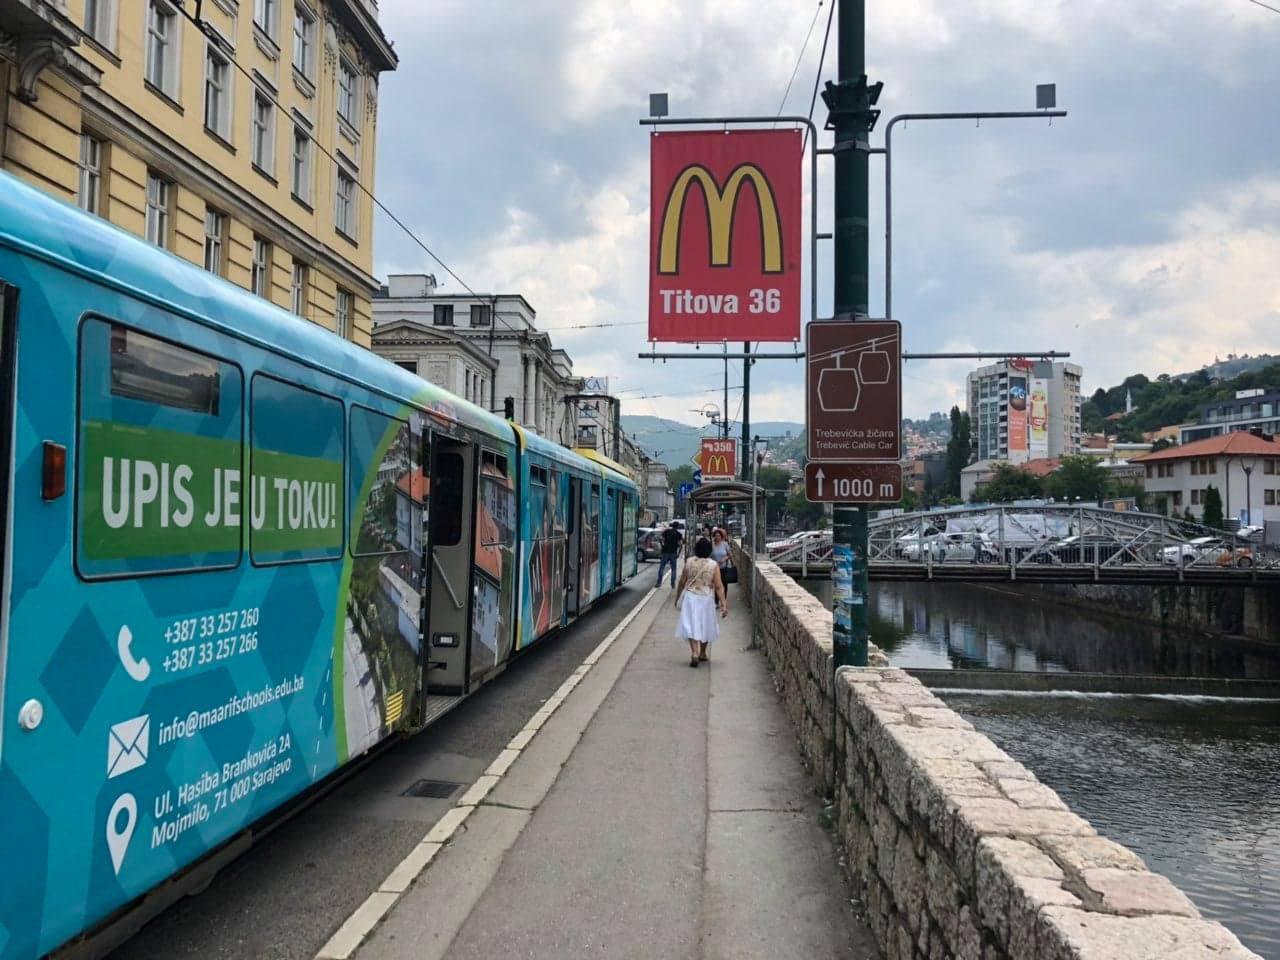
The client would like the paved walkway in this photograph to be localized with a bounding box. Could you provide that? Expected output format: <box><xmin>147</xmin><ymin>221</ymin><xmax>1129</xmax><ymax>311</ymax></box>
<box><xmin>352</xmin><ymin>577</ymin><xmax>878</xmax><ymax>959</ymax></box>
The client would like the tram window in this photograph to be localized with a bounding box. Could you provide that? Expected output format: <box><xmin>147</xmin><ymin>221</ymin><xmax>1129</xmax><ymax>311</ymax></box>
<box><xmin>251</xmin><ymin>375</ymin><xmax>345</xmax><ymax>564</ymax></box>
<box><xmin>349</xmin><ymin>405</ymin><xmax>419</xmax><ymax>557</ymax></box>
<box><xmin>479</xmin><ymin>449</ymin><xmax>514</xmax><ymax>549</ymax></box>
<box><xmin>430</xmin><ymin>451</ymin><xmax>465</xmax><ymax>547</ymax></box>
<box><xmin>77</xmin><ymin>316</ymin><xmax>243</xmax><ymax>579</ymax></box>
<box><xmin>109</xmin><ymin>324</ymin><xmax>221</xmax><ymax>415</ymax></box>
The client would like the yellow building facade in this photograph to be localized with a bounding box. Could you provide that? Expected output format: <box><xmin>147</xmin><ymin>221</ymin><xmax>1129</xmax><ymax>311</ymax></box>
<box><xmin>0</xmin><ymin>0</ymin><xmax>396</xmax><ymax>346</ymax></box>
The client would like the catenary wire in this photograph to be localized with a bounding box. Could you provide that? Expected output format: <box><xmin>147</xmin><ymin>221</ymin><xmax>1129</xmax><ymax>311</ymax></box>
<box><xmin>775</xmin><ymin>2</ymin><xmax>825</xmax><ymax>119</ymax></box>
<box><xmin>802</xmin><ymin>0</ymin><xmax>836</xmax><ymax>153</ymax></box>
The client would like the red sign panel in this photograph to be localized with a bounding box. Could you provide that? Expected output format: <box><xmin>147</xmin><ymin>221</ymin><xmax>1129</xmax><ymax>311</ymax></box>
<box><xmin>700</xmin><ymin>438</ymin><xmax>737</xmax><ymax>479</ymax></box>
<box><xmin>804</xmin><ymin>462</ymin><xmax>901</xmax><ymax>503</ymax></box>
<box><xmin>648</xmin><ymin>129</ymin><xmax>802</xmax><ymax>342</ymax></box>
<box><xmin>805</xmin><ymin>320</ymin><xmax>901</xmax><ymax>461</ymax></box>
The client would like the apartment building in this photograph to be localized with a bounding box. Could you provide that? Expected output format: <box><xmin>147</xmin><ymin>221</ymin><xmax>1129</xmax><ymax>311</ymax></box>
<box><xmin>0</xmin><ymin>0</ymin><xmax>395</xmax><ymax>344</ymax></box>
<box><xmin>968</xmin><ymin>359</ymin><xmax>1082</xmax><ymax>464</ymax></box>
<box><xmin>1133</xmin><ymin>431</ymin><xmax>1280</xmax><ymax>525</ymax></box>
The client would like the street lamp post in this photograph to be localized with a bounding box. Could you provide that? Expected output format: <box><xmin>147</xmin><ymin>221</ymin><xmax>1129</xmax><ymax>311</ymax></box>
<box><xmin>1242</xmin><ymin>456</ymin><xmax>1258</xmax><ymax>527</ymax></box>
<box><xmin>749</xmin><ymin>436</ymin><xmax>768</xmax><ymax>649</ymax></box>
<box><xmin>883</xmin><ymin>106</ymin><xmax>1067</xmax><ymax>321</ymax></box>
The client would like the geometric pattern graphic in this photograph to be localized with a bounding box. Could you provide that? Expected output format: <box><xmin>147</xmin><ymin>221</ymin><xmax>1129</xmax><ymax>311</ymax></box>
<box><xmin>37</xmin><ymin>606</ymin><xmax>116</xmax><ymax>736</ymax></box>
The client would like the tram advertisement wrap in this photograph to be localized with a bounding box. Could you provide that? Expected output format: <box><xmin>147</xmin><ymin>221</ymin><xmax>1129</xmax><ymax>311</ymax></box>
<box><xmin>0</xmin><ymin>334</ymin><xmax>426</xmax><ymax>957</ymax></box>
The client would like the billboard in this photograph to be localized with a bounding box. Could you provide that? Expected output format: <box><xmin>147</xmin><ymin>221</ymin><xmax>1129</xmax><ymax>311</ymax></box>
<box><xmin>700</xmin><ymin>438</ymin><xmax>737</xmax><ymax>479</ymax></box>
<box><xmin>1007</xmin><ymin>374</ymin><xmax>1029</xmax><ymax>463</ymax></box>
<box><xmin>1029</xmin><ymin>378</ymin><xmax>1049</xmax><ymax>458</ymax></box>
<box><xmin>649</xmin><ymin>129</ymin><xmax>802</xmax><ymax>342</ymax></box>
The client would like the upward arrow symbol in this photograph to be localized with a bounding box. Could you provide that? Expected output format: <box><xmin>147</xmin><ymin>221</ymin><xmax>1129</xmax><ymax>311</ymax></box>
<box><xmin>814</xmin><ymin>467</ymin><xmax>825</xmax><ymax>497</ymax></box>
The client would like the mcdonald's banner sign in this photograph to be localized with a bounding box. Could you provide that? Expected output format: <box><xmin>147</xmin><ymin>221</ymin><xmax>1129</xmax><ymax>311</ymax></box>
<box><xmin>700</xmin><ymin>438</ymin><xmax>737</xmax><ymax>480</ymax></box>
<box><xmin>649</xmin><ymin>129</ymin><xmax>802</xmax><ymax>342</ymax></box>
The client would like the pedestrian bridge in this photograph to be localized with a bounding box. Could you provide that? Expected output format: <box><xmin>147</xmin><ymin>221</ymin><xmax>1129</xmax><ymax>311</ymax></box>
<box><xmin>767</xmin><ymin>504</ymin><xmax>1280</xmax><ymax>585</ymax></box>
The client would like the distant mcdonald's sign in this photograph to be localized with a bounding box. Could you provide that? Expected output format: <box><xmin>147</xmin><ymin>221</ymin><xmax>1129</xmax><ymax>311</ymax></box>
<box><xmin>700</xmin><ymin>438</ymin><xmax>737</xmax><ymax>480</ymax></box>
<box><xmin>649</xmin><ymin>130</ymin><xmax>802</xmax><ymax>343</ymax></box>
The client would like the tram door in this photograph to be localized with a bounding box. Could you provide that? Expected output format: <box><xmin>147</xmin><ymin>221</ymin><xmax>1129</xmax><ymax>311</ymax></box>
<box><xmin>566</xmin><ymin>477</ymin><xmax>581</xmax><ymax>618</ymax></box>
<box><xmin>425</xmin><ymin>437</ymin><xmax>476</xmax><ymax>695</ymax></box>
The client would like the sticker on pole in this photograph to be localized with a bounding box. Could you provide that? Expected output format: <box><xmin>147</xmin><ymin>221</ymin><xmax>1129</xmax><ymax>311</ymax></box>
<box><xmin>648</xmin><ymin>129</ymin><xmax>802</xmax><ymax>342</ymax></box>
<box><xmin>806</xmin><ymin>320</ymin><xmax>901</xmax><ymax>462</ymax></box>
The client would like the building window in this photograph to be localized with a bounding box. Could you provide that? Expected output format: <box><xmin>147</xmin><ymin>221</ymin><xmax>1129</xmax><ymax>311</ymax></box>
<box><xmin>291</xmin><ymin>124</ymin><xmax>312</xmax><ymax>203</ymax></box>
<box><xmin>1266</xmin><ymin>459</ymin><xmax>1277</xmax><ymax>476</ymax></box>
<box><xmin>145</xmin><ymin>1</ymin><xmax>179</xmax><ymax>97</ymax></box>
<box><xmin>204</xmin><ymin>44</ymin><xmax>232</xmax><ymax>140</ymax></box>
<box><xmin>433</xmin><ymin>304</ymin><xmax>454</xmax><ymax>327</ymax></box>
<box><xmin>293</xmin><ymin>2</ymin><xmax>315</xmax><ymax>78</ymax></box>
<box><xmin>85</xmin><ymin>0</ymin><xmax>115</xmax><ymax>48</ymax></box>
<box><xmin>1265</xmin><ymin>490</ymin><xmax>1276</xmax><ymax>506</ymax></box>
<box><xmin>253</xmin><ymin>0</ymin><xmax>277</xmax><ymax>37</ymax></box>
<box><xmin>77</xmin><ymin>134</ymin><xmax>104</xmax><ymax>215</ymax></box>
<box><xmin>335</xmin><ymin>288</ymin><xmax>353</xmax><ymax>339</ymax></box>
<box><xmin>251</xmin><ymin>237</ymin><xmax>271</xmax><ymax>298</ymax></box>
<box><xmin>338</xmin><ymin>57</ymin><xmax>359</xmax><ymax>129</ymax></box>
<box><xmin>335</xmin><ymin>167</ymin><xmax>356</xmax><ymax>238</ymax></box>
<box><xmin>396</xmin><ymin>360</ymin><xmax>417</xmax><ymax>374</ymax></box>
<box><xmin>1171</xmin><ymin>491</ymin><xmax>1182</xmax><ymax>508</ymax></box>
<box><xmin>291</xmin><ymin>261</ymin><xmax>308</xmax><ymax>316</ymax></box>
<box><xmin>471</xmin><ymin>304</ymin><xmax>492</xmax><ymax>327</ymax></box>
<box><xmin>144</xmin><ymin>171</ymin><xmax>171</xmax><ymax>247</ymax></box>
<box><xmin>252</xmin><ymin>89</ymin><xmax>275</xmax><ymax>174</ymax></box>
<box><xmin>203</xmin><ymin>209</ymin><xmax>226</xmax><ymax>275</ymax></box>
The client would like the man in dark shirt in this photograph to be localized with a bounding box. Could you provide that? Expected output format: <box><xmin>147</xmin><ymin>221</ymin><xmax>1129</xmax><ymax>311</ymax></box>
<box><xmin>657</xmin><ymin>525</ymin><xmax>682</xmax><ymax>588</ymax></box>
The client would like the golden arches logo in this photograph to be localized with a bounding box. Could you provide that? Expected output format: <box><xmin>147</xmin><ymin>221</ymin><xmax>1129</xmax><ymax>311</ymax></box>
<box><xmin>705</xmin><ymin>454</ymin><xmax>732</xmax><ymax>475</ymax></box>
<box><xmin>658</xmin><ymin>164</ymin><xmax>783</xmax><ymax>275</ymax></box>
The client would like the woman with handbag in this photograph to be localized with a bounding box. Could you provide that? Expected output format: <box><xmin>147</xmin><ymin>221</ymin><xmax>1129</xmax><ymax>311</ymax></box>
<box><xmin>675</xmin><ymin>537</ymin><xmax>728</xmax><ymax>666</ymax></box>
<box><xmin>710</xmin><ymin>528</ymin><xmax>736</xmax><ymax>595</ymax></box>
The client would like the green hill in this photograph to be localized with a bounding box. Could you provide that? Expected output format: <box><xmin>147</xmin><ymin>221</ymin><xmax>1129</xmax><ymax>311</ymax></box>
<box><xmin>1083</xmin><ymin>362</ymin><xmax>1280</xmax><ymax>438</ymax></box>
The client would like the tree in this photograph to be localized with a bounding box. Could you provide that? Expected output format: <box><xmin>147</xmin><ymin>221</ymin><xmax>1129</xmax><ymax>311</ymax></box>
<box><xmin>1202</xmin><ymin>485</ymin><xmax>1224</xmax><ymax>530</ymax></box>
<box><xmin>944</xmin><ymin>406</ymin><xmax>972</xmax><ymax>497</ymax></box>
<box><xmin>973</xmin><ymin>464</ymin><xmax>1043</xmax><ymax>503</ymax></box>
<box><xmin>668</xmin><ymin>464</ymin><xmax>694</xmax><ymax>489</ymax></box>
<box><xmin>1045</xmin><ymin>456</ymin><xmax>1109</xmax><ymax>503</ymax></box>
<box><xmin>785</xmin><ymin>491</ymin><xmax>825</xmax><ymax>528</ymax></box>
<box><xmin>1150</xmin><ymin>437</ymin><xmax>1176</xmax><ymax>452</ymax></box>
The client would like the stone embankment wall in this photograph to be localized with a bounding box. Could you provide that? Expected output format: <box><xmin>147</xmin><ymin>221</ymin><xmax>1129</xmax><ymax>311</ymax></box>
<box><xmin>737</xmin><ymin>553</ymin><xmax>1260</xmax><ymax>960</ymax></box>
<box><xmin>1024</xmin><ymin>582</ymin><xmax>1279</xmax><ymax>645</ymax></box>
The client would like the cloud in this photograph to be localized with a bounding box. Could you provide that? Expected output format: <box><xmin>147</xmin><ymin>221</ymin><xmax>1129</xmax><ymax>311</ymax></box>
<box><xmin>371</xmin><ymin>0</ymin><xmax>1280</xmax><ymax>432</ymax></box>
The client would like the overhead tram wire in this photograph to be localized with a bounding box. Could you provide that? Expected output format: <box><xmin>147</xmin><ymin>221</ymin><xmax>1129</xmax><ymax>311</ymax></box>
<box><xmin>775</xmin><ymin>2</ymin><xmax>825</xmax><ymax>120</ymax></box>
<box><xmin>1242</xmin><ymin>0</ymin><xmax>1280</xmax><ymax>14</ymax></box>
<box><xmin>177</xmin><ymin>5</ymin><xmax>528</xmax><ymax>342</ymax></box>
<box><xmin>802</xmin><ymin>0</ymin><xmax>836</xmax><ymax>153</ymax></box>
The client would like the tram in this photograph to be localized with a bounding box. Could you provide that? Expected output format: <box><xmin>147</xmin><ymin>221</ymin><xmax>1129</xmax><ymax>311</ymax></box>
<box><xmin>0</xmin><ymin>171</ymin><xmax>638</xmax><ymax>960</ymax></box>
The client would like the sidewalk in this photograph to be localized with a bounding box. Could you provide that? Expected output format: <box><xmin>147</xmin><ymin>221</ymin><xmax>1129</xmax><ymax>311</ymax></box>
<box><xmin>343</xmin><ymin>579</ymin><xmax>879</xmax><ymax>959</ymax></box>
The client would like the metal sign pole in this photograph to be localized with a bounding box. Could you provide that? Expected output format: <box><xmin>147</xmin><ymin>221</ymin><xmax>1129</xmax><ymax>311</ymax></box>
<box><xmin>823</xmin><ymin>0</ymin><xmax>880</xmax><ymax>669</ymax></box>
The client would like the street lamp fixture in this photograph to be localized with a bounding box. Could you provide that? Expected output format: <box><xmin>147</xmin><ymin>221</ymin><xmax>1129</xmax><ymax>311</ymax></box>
<box><xmin>1241</xmin><ymin>455</ymin><xmax>1258</xmax><ymax>527</ymax></box>
<box><xmin>882</xmin><ymin>87</ymin><xmax>1068</xmax><ymax>320</ymax></box>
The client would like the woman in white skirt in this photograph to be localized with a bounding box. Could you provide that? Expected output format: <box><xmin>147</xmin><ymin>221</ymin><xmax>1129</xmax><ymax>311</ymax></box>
<box><xmin>674</xmin><ymin>537</ymin><xmax>728</xmax><ymax>667</ymax></box>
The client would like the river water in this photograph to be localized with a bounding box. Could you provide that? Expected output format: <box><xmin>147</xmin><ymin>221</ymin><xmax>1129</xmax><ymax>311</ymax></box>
<box><xmin>798</xmin><ymin>579</ymin><xmax>1280</xmax><ymax>957</ymax></box>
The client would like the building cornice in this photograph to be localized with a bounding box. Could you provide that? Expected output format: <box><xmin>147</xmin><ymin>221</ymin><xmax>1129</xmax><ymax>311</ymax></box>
<box><xmin>81</xmin><ymin>87</ymin><xmax>381</xmax><ymax>296</ymax></box>
<box><xmin>328</xmin><ymin>0</ymin><xmax>397</xmax><ymax>72</ymax></box>
<box><xmin>372</xmin><ymin>319</ymin><xmax>499</xmax><ymax>370</ymax></box>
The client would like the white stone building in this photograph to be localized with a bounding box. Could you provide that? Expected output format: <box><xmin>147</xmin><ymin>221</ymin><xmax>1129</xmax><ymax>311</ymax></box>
<box><xmin>1133</xmin><ymin>431</ymin><xmax>1280</xmax><ymax>525</ymax></box>
<box><xmin>372</xmin><ymin>275</ymin><xmax>583</xmax><ymax>444</ymax></box>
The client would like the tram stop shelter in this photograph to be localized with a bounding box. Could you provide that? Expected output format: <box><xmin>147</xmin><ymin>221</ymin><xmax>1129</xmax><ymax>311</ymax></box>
<box><xmin>684</xmin><ymin>481</ymin><xmax>767</xmax><ymax>554</ymax></box>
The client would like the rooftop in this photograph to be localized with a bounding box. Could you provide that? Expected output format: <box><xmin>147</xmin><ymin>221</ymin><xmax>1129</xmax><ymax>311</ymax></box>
<box><xmin>1133</xmin><ymin>431</ymin><xmax>1280</xmax><ymax>462</ymax></box>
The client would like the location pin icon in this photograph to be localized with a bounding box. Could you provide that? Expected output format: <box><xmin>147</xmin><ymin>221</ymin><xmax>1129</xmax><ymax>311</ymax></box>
<box><xmin>107</xmin><ymin>793</ymin><xmax>137</xmax><ymax>876</ymax></box>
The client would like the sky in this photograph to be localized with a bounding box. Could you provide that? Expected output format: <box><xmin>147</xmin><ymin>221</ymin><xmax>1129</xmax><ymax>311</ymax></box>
<box><xmin>370</xmin><ymin>0</ymin><xmax>1280</xmax><ymax>441</ymax></box>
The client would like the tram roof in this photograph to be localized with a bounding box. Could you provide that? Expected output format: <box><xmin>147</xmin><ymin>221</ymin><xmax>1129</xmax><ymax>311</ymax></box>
<box><xmin>0</xmin><ymin>170</ymin><xmax>507</xmax><ymax>438</ymax></box>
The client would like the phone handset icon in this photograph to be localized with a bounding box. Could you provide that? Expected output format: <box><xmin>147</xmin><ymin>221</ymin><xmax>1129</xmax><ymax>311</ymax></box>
<box><xmin>117</xmin><ymin>626</ymin><xmax>150</xmax><ymax>682</ymax></box>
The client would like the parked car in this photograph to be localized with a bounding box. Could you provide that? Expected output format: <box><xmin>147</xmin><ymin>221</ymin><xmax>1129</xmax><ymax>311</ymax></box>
<box><xmin>894</xmin><ymin>525</ymin><xmax>942</xmax><ymax>559</ymax></box>
<box><xmin>902</xmin><ymin>531</ymin><xmax>998</xmax><ymax>563</ymax></box>
<box><xmin>767</xmin><ymin>530</ymin><xmax>826</xmax><ymax>556</ymax></box>
<box><xmin>1046</xmin><ymin>534</ymin><xmax>1131</xmax><ymax>566</ymax></box>
<box><xmin>1161</xmin><ymin>535</ymin><xmax>1254</xmax><ymax>568</ymax></box>
<box><xmin>636</xmin><ymin>527</ymin><xmax>662</xmax><ymax>562</ymax></box>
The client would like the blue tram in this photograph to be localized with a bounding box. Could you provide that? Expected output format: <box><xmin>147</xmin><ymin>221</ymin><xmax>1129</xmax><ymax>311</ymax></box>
<box><xmin>0</xmin><ymin>171</ymin><xmax>637</xmax><ymax>960</ymax></box>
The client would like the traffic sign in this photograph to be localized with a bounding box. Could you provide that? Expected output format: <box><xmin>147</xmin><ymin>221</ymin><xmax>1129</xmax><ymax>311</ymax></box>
<box><xmin>692</xmin><ymin>469</ymin><xmax>703</xmax><ymax>487</ymax></box>
<box><xmin>805</xmin><ymin>320</ymin><xmax>901</xmax><ymax>462</ymax></box>
<box><xmin>678</xmin><ymin>482</ymin><xmax>695</xmax><ymax>500</ymax></box>
<box><xmin>804</xmin><ymin>462</ymin><xmax>901</xmax><ymax>503</ymax></box>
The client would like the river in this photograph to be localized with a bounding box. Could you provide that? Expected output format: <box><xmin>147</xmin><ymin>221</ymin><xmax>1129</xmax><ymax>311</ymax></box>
<box><xmin>798</xmin><ymin>579</ymin><xmax>1280</xmax><ymax>957</ymax></box>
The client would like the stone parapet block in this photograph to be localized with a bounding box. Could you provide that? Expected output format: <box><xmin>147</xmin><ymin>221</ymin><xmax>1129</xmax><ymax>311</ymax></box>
<box><xmin>733</xmin><ymin>549</ymin><xmax>1262</xmax><ymax>960</ymax></box>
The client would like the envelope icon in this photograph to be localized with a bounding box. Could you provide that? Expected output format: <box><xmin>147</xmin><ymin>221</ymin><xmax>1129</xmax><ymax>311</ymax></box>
<box><xmin>107</xmin><ymin>715</ymin><xmax>150</xmax><ymax>779</ymax></box>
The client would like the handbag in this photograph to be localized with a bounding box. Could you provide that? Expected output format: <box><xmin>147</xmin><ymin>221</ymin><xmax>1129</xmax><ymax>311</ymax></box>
<box><xmin>721</xmin><ymin>561</ymin><xmax>739</xmax><ymax>584</ymax></box>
